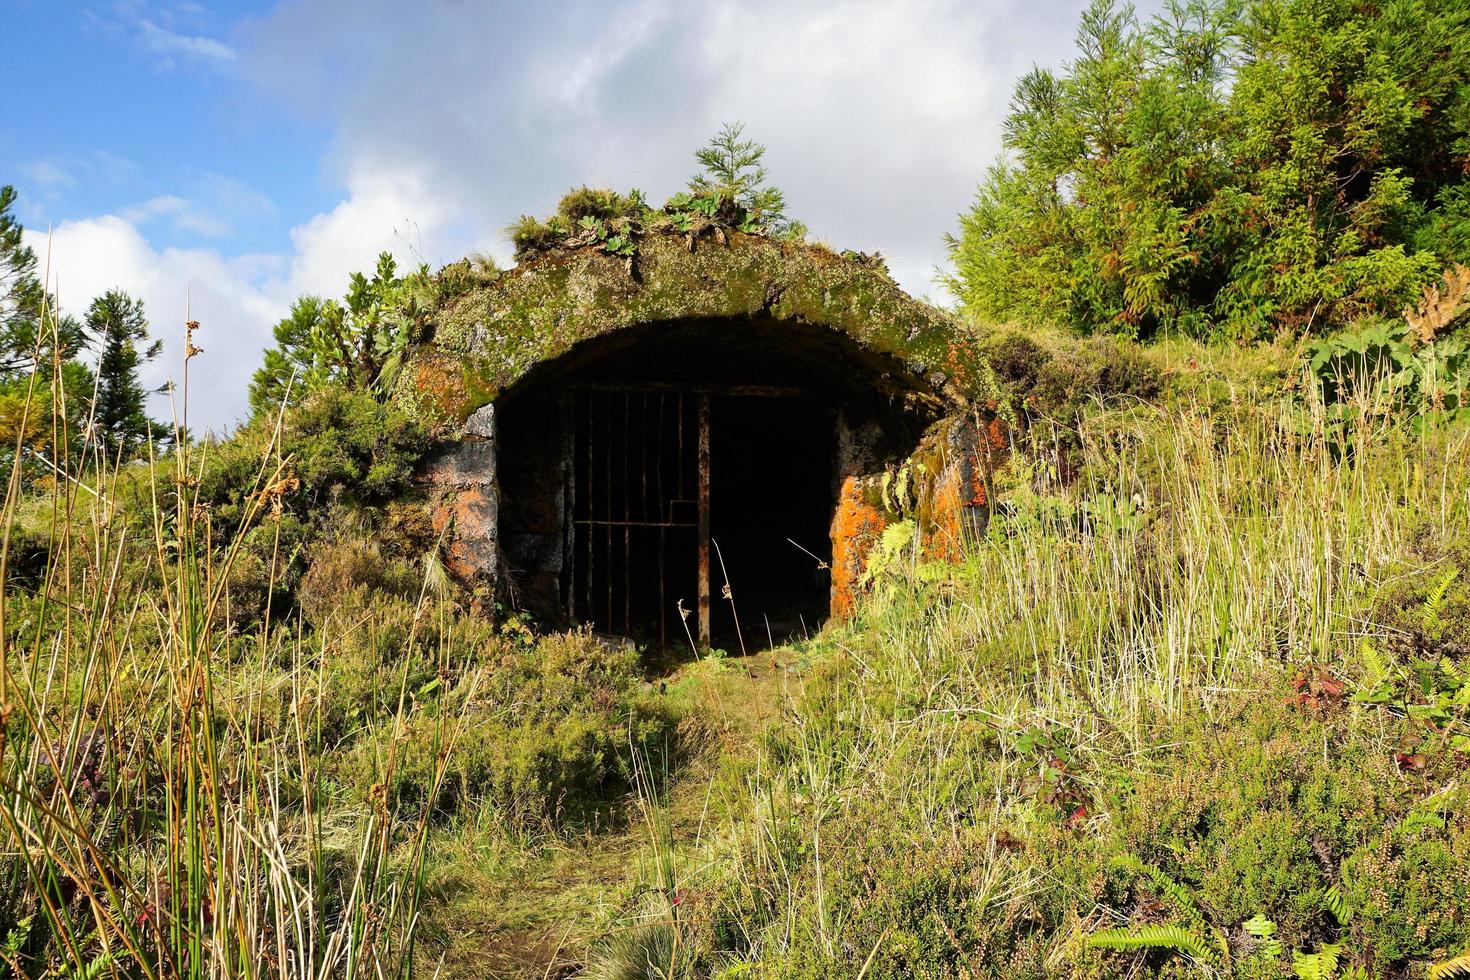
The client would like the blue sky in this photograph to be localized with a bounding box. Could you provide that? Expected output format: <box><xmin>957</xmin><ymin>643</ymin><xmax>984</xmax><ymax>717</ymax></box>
<box><xmin>3</xmin><ymin>0</ymin><xmax>1110</xmax><ymax>430</ymax></box>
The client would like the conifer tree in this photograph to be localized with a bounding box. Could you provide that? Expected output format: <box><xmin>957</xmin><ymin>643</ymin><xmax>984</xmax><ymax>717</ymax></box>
<box><xmin>83</xmin><ymin>289</ymin><xmax>161</xmax><ymax>458</ymax></box>
<box><xmin>1</xmin><ymin>184</ymin><xmax>86</xmax><ymax>373</ymax></box>
<box><xmin>0</xmin><ymin>185</ymin><xmax>93</xmax><ymax>473</ymax></box>
<box><xmin>947</xmin><ymin>0</ymin><xmax>1470</xmax><ymax>339</ymax></box>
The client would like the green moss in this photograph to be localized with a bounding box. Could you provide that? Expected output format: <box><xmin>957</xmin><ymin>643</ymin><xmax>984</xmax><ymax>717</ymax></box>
<box><xmin>397</xmin><ymin>231</ymin><xmax>997</xmax><ymax>428</ymax></box>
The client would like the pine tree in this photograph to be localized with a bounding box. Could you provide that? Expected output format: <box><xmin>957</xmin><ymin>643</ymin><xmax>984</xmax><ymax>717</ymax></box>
<box><xmin>947</xmin><ymin>0</ymin><xmax>1470</xmax><ymax>339</ymax></box>
<box><xmin>1</xmin><ymin>184</ymin><xmax>86</xmax><ymax>373</ymax></box>
<box><xmin>685</xmin><ymin>123</ymin><xmax>806</xmax><ymax>239</ymax></box>
<box><xmin>83</xmin><ymin>290</ymin><xmax>161</xmax><ymax>458</ymax></box>
<box><xmin>0</xmin><ymin>185</ymin><xmax>93</xmax><ymax>475</ymax></box>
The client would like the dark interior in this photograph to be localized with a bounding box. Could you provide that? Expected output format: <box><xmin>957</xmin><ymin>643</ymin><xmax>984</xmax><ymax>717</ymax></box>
<box><xmin>570</xmin><ymin>388</ymin><xmax>701</xmax><ymax>649</ymax></box>
<box><xmin>708</xmin><ymin>394</ymin><xmax>833</xmax><ymax>650</ymax></box>
<box><xmin>494</xmin><ymin>315</ymin><xmax>937</xmax><ymax>652</ymax></box>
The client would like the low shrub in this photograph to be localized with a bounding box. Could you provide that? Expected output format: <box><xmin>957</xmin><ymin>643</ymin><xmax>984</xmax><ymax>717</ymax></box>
<box><xmin>339</xmin><ymin>627</ymin><xmax>674</xmax><ymax>825</ymax></box>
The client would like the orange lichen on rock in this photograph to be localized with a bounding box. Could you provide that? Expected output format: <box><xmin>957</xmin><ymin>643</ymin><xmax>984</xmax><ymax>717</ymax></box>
<box><xmin>831</xmin><ymin>474</ymin><xmax>887</xmax><ymax>619</ymax></box>
<box><xmin>924</xmin><ymin>465</ymin><xmax>970</xmax><ymax>563</ymax></box>
<box><xmin>909</xmin><ymin>414</ymin><xmax>1000</xmax><ymax>563</ymax></box>
<box><xmin>431</xmin><ymin>487</ymin><xmax>497</xmax><ymax>579</ymax></box>
<box><xmin>986</xmin><ymin>416</ymin><xmax>1009</xmax><ymax>453</ymax></box>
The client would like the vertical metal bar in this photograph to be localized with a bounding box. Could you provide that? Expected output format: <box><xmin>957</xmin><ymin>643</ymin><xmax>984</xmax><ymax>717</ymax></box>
<box><xmin>565</xmin><ymin>391</ymin><xmax>576</xmax><ymax>622</ymax></box>
<box><xmin>697</xmin><ymin>393</ymin><xmax>711</xmax><ymax>650</ymax></box>
<box><xmin>605</xmin><ymin>392</ymin><xmax>613</xmax><ymax>631</ymax></box>
<box><xmin>657</xmin><ymin>393</ymin><xmax>666</xmax><ymax>650</ymax></box>
<box><xmin>639</xmin><ymin>392</ymin><xmax>649</xmax><ymax>520</ymax></box>
<box><xmin>585</xmin><ymin>391</ymin><xmax>594</xmax><ymax>623</ymax></box>
<box><xmin>659</xmin><ymin>526</ymin><xmax>667</xmax><ymax>651</ymax></box>
<box><xmin>655</xmin><ymin>392</ymin><xmax>665</xmax><ymax>520</ymax></box>
<box><xmin>629</xmin><ymin>393</ymin><xmax>635</xmax><ymax>637</ymax></box>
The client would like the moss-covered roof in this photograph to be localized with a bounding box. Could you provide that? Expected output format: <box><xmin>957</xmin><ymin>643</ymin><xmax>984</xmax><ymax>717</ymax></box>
<box><xmin>396</xmin><ymin>230</ymin><xmax>992</xmax><ymax>431</ymax></box>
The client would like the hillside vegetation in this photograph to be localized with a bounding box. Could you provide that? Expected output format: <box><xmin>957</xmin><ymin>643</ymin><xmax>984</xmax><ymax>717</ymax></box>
<box><xmin>3</xmin><ymin>0</ymin><xmax>1470</xmax><ymax>978</ymax></box>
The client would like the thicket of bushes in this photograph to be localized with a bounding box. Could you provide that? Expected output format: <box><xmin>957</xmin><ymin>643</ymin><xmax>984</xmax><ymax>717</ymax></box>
<box><xmin>575</xmin><ymin>346</ymin><xmax>1470</xmax><ymax>979</ymax></box>
<box><xmin>947</xmin><ymin>0</ymin><xmax>1470</xmax><ymax>341</ymax></box>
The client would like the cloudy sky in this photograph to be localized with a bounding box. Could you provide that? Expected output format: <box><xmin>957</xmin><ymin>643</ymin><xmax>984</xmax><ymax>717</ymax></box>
<box><xmin>3</xmin><ymin>0</ymin><xmax>1106</xmax><ymax>431</ymax></box>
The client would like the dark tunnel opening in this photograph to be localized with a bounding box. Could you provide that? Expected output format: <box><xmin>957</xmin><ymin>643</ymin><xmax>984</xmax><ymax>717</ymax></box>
<box><xmin>708</xmin><ymin>394</ymin><xmax>834</xmax><ymax>651</ymax></box>
<box><xmin>493</xmin><ymin>315</ymin><xmax>939</xmax><ymax>652</ymax></box>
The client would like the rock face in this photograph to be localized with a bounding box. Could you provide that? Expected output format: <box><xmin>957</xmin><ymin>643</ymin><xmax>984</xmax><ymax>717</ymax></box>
<box><xmin>398</xmin><ymin>230</ymin><xmax>1006</xmax><ymax>638</ymax></box>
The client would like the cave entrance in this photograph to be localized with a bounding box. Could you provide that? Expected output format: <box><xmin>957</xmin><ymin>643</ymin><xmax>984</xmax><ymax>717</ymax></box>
<box><xmin>493</xmin><ymin>314</ymin><xmax>938</xmax><ymax>653</ymax></box>
<box><xmin>569</xmin><ymin>385</ymin><xmax>834</xmax><ymax>652</ymax></box>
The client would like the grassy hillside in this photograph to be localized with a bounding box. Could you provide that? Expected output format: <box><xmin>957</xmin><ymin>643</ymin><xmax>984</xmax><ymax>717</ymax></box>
<box><xmin>5</xmin><ymin>327</ymin><xmax>1467</xmax><ymax>978</ymax></box>
<box><xmin>532</xmin><ymin>336</ymin><xmax>1470</xmax><ymax>979</ymax></box>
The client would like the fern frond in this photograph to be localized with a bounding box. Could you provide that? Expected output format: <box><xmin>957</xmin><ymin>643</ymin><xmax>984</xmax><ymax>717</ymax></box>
<box><xmin>1320</xmin><ymin>884</ymin><xmax>1354</xmax><ymax>925</ymax></box>
<box><xmin>1087</xmin><ymin>924</ymin><xmax>1212</xmax><ymax>962</ymax></box>
<box><xmin>1431</xmin><ymin>952</ymin><xmax>1470</xmax><ymax>979</ymax></box>
<box><xmin>1424</xmin><ymin>568</ymin><xmax>1460</xmax><ymax>628</ymax></box>
<box><xmin>1244</xmin><ymin>913</ymin><xmax>1283</xmax><ymax>959</ymax></box>
<box><xmin>1359</xmin><ymin>639</ymin><xmax>1388</xmax><ymax>686</ymax></box>
<box><xmin>68</xmin><ymin>953</ymin><xmax>118</xmax><ymax>980</ymax></box>
<box><xmin>1293</xmin><ymin>942</ymin><xmax>1342</xmax><ymax>980</ymax></box>
<box><xmin>1110</xmin><ymin>854</ymin><xmax>1210</xmax><ymax>935</ymax></box>
<box><xmin>1244</xmin><ymin>914</ymin><xmax>1277</xmax><ymax>939</ymax></box>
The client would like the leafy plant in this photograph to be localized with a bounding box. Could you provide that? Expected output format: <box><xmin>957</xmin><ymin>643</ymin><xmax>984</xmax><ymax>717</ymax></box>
<box><xmin>248</xmin><ymin>250</ymin><xmax>434</xmax><ymax>415</ymax></box>
<box><xmin>1432</xmin><ymin>952</ymin><xmax>1470</xmax><ymax>979</ymax></box>
<box><xmin>1305</xmin><ymin>309</ymin><xmax>1470</xmax><ymax>432</ymax></box>
<box><xmin>505</xmin><ymin>126</ymin><xmax>807</xmax><ymax>270</ymax></box>
<box><xmin>680</xmin><ymin>122</ymin><xmax>804</xmax><ymax>239</ymax></box>
<box><xmin>1087</xmin><ymin>855</ymin><xmax>1227</xmax><ymax>967</ymax></box>
<box><xmin>947</xmin><ymin>0</ymin><xmax>1470</xmax><ymax>339</ymax></box>
<box><xmin>1292</xmin><ymin>942</ymin><xmax>1343</xmax><ymax>980</ymax></box>
<box><xmin>1245</xmin><ymin>913</ymin><xmax>1283</xmax><ymax>960</ymax></box>
<box><xmin>1087</xmin><ymin>924</ymin><xmax>1217</xmax><ymax>962</ymax></box>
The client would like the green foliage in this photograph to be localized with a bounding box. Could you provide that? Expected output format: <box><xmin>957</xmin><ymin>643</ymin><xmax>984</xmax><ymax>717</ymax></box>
<box><xmin>948</xmin><ymin>0</ymin><xmax>1470</xmax><ymax>339</ymax></box>
<box><xmin>81</xmin><ymin>288</ymin><xmax>161</xmax><ymax>458</ymax></box>
<box><xmin>185</xmin><ymin>387</ymin><xmax>425</xmax><ymax>623</ymax></box>
<box><xmin>1305</xmin><ymin>318</ymin><xmax>1470</xmax><ymax>431</ymax></box>
<box><xmin>248</xmin><ymin>251</ymin><xmax>433</xmax><ymax>416</ymax></box>
<box><xmin>1432</xmin><ymin>953</ymin><xmax>1470</xmax><ymax>979</ymax></box>
<box><xmin>1292</xmin><ymin>942</ymin><xmax>1343</xmax><ymax>980</ymax></box>
<box><xmin>582</xmin><ymin>909</ymin><xmax>681</xmax><ymax>980</ymax></box>
<box><xmin>504</xmin><ymin>123</ymin><xmax>807</xmax><ymax>267</ymax></box>
<box><xmin>0</xmin><ymin>186</ymin><xmax>92</xmax><ymax>474</ymax></box>
<box><xmin>1086</xmin><ymin>924</ymin><xmax>1215</xmax><ymax>962</ymax></box>
<box><xmin>0</xmin><ymin>184</ymin><xmax>84</xmax><ymax>375</ymax></box>
<box><xmin>679</xmin><ymin>121</ymin><xmax>804</xmax><ymax>239</ymax></box>
<box><xmin>509</xmin><ymin>187</ymin><xmax>648</xmax><ymax>262</ymax></box>
<box><xmin>1245</xmin><ymin>913</ymin><xmax>1284</xmax><ymax>959</ymax></box>
<box><xmin>1366</xmin><ymin>520</ymin><xmax>1470</xmax><ymax>662</ymax></box>
<box><xmin>343</xmin><ymin>626</ymin><xmax>675</xmax><ymax>823</ymax></box>
<box><xmin>201</xmin><ymin>386</ymin><xmax>424</xmax><ymax>531</ymax></box>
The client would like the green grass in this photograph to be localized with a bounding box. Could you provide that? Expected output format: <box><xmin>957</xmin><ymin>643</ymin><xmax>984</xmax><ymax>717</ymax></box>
<box><xmin>0</xmin><ymin>365</ymin><xmax>670</xmax><ymax>977</ymax></box>
<box><xmin>6</xmin><ymin>332</ymin><xmax>1470</xmax><ymax>979</ymax></box>
<box><xmin>664</xmin><ymin>367</ymin><xmax>1470</xmax><ymax>978</ymax></box>
<box><xmin>0</xmin><ymin>370</ymin><xmax>460</xmax><ymax>977</ymax></box>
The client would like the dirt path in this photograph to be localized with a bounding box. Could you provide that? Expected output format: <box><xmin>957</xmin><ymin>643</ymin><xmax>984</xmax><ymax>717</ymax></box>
<box><xmin>424</xmin><ymin>648</ymin><xmax>804</xmax><ymax>979</ymax></box>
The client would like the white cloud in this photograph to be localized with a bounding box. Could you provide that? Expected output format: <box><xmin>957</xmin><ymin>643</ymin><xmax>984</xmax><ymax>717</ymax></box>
<box><xmin>118</xmin><ymin>195</ymin><xmax>231</xmax><ymax>238</ymax></box>
<box><xmin>27</xmin><ymin>1</ymin><xmax>1137</xmax><ymax>428</ymax></box>
<box><xmin>104</xmin><ymin>1</ymin><xmax>237</xmax><ymax>70</ymax></box>
<box><xmin>25</xmin><ymin>215</ymin><xmax>285</xmax><ymax>434</ymax></box>
<box><xmin>20</xmin><ymin>161</ymin><xmax>74</xmax><ymax>192</ymax></box>
<box><xmin>240</xmin><ymin>0</ymin><xmax>1102</xmax><ymax>297</ymax></box>
<box><xmin>135</xmin><ymin>17</ymin><xmax>235</xmax><ymax>65</ymax></box>
<box><xmin>21</xmin><ymin>162</ymin><xmax>457</xmax><ymax>431</ymax></box>
<box><xmin>277</xmin><ymin>165</ymin><xmax>457</xmax><ymax>299</ymax></box>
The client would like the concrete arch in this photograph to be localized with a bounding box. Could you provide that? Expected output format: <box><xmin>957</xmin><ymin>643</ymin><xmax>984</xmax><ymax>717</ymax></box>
<box><xmin>401</xmin><ymin>232</ymin><xmax>996</xmax><ymax>646</ymax></box>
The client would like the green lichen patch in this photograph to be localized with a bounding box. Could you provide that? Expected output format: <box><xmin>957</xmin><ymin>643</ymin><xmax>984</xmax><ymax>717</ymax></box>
<box><xmin>397</xmin><ymin>230</ymin><xmax>997</xmax><ymax>429</ymax></box>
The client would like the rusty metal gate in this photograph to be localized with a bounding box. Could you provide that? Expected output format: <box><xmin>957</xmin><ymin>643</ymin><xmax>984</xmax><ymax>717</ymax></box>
<box><xmin>570</xmin><ymin>388</ymin><xmax>710</xmax><ymax>648</ymax></box>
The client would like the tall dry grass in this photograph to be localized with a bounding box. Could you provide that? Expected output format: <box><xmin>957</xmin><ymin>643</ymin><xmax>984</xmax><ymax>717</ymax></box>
<box><xmin>707</xmin><ymin>368</ymin><xmax>1470</xmax><ymax>968</ymax></box>
<box><xmin>0</xmin><ymin>312</ymin><xmax>458</xmax><ymax>978</ymax></box>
